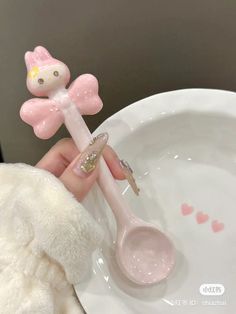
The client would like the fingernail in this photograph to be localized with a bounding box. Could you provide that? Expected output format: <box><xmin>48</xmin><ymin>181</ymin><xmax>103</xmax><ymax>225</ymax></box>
<box><xmin>120</xmin><ymin>159</ymin><xmax>140</xmax><ymax>196</ymax></box>
<box><xmin>73</xmin><ymin>133</ymin><xmax>108</xmax><ymax>178</ymax></box>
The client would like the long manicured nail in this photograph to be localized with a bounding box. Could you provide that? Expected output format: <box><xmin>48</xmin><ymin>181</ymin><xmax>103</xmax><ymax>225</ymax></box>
<box><xmin>73</xmin><ymin>133</ymin><xmax>108</xmax><ymax>178</ymax></box>
<box><xmin>120</xmin><ymin>159</ymin><xmax>140</xmax><ymax>196</ymax></box>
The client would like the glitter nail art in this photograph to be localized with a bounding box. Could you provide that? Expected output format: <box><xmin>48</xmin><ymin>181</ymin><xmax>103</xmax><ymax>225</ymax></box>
<box><xmin>120</xmin><ymin>159</ymin><xmax>140</xmax><ymax>196</ymax></box>
<box><xmin>73</xmin><ymin>132</ymin><xmax>108</xmax><ymax>177</ymax></box>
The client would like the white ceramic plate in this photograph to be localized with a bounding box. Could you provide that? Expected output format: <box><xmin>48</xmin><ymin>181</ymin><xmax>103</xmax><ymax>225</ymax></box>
<box><xmin>75</xmin><ymin>89</ymin><xmax>236</xmax><ymax>313</ymax></box>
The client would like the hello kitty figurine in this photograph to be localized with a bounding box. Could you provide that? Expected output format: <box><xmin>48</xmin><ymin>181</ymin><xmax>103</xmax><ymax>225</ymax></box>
<box><xmin>20</xmin><ymin>46</ymin><xmax>103</xmax><ymax>142</ymax></box>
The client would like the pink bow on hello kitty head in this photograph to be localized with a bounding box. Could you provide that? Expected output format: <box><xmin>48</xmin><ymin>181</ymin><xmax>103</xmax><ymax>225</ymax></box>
<box><xmin>20</xmin><ymin>46</ymin><xmax>103</xmax><ymax>139</ymax></box>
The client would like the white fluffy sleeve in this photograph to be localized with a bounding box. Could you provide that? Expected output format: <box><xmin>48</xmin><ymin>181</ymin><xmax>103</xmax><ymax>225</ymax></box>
<box><xmin>0</xmin><ymin>163</ymin><xmax>103</xmax><ymax>284</ymax></box>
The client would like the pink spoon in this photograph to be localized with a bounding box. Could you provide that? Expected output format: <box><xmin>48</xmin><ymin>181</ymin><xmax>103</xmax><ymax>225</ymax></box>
<box><xmin>20</xmin><ymin>46</ymin><xmax>175</xmax><ymax>285</ymax></box>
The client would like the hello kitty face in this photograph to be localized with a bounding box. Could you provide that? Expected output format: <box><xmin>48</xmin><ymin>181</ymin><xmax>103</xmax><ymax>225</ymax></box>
<box><xmin>27</xmin><ymin>63</ymin><xmax>70</xmax><ymax>96</ymax></box>
<box><xmin>25</xmin><ymin>46</ymin><xmax>70</xmax><ymax>97</ymax></box>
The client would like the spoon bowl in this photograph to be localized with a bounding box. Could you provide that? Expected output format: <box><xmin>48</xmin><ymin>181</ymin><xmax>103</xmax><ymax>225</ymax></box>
<box><xmin>116</xmin><ymin>224</ymin><xmax>175</xmax><ymax>285</ymax></box>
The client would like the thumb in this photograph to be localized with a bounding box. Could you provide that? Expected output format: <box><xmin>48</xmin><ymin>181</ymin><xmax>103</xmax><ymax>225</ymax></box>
<box><xmin>59</xmin><ymin>133</ymin><xmax>108</xmax><ymax>201</ymax></box>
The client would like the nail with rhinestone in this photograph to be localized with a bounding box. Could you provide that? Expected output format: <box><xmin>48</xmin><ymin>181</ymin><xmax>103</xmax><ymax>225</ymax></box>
<box><xmin>73</xmin><ymin>132</ymin><xmax>108</xmax><ymax>178</ymax></box>
<box><xmin>120</xmin><ymin>159</ymin><xmax>140</xmax><ymax>196</ymax></box>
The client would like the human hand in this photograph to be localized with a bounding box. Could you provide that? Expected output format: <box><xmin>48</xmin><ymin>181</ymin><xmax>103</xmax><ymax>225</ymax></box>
<box><xmin>36</xmin><ymin>133</ymin><xmax>132</xmax><ymax>201</ymax></box>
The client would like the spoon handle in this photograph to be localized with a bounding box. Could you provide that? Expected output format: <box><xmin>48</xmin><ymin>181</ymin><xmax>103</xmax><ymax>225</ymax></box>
<box><xmin>61</xmin><ymin>100</ymin><xmax>135</xmax><ymax>227</ymax></box>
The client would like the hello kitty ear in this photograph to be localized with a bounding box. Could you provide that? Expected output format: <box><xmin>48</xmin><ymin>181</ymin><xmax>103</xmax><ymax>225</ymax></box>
<box><xmin>34</xmin><ymin>46</ymin><xmax>52</xmax><ymax>60</ymax></box>
<box><xmin>24</xmin><ymin>51</ymin><xmax>38</xmax><ymax>71</ymax></box>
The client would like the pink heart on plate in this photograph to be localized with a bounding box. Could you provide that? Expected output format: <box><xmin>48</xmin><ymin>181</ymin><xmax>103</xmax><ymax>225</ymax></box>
<box><xmin>196</xmin><ymin>211</ymin><xmax>209</xmax><ymax>224</ymax></box>
<box><xmin>181</xmin><ymin>203</ymin><xmax>194</xmax><ymax>216</ymax></box>
<box><xmin>212</xmin><ymin>220</ymin><xmax>224</xmax><ymax>233</ymax></box>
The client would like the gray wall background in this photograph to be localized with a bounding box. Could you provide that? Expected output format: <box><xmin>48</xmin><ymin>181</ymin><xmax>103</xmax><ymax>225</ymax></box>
<box><xmin>0</xmin><ymin>0</ymin><xmax>235</xmax><ymax>164</ymax></box>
